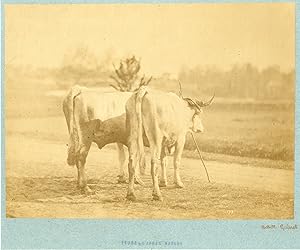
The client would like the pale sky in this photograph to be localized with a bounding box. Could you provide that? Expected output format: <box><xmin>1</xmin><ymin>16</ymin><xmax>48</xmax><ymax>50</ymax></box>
<box><xmin>5</xmin><ymin>3</ymin><xmax>295</xmax><ymax>76</ymax></box>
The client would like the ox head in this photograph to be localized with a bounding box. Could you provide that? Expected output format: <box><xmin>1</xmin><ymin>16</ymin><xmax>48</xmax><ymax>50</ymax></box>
<box><xmin>184</xmin><ymin>95</ymin><xmax>214</xmax><ymax>133</ymax></box>
<box><xmin>178</xmin><ymin>81</ymin><xmax>214</xmax><ymax>133</ymax></box>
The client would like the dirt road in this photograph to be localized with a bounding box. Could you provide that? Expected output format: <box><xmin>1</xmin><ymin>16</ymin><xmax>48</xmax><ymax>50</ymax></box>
<box><xmin>6</xmin><ymin>132</ymin><xmax>294</xmax><ymax>219</ymax></box>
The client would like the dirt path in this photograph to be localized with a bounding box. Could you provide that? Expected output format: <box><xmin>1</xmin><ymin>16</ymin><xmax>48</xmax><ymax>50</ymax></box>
<box><xmin>6</xmin><ymin>135</ymin><xmax>293</xmax><ymax>194</ymax></box>
<box><xmin>6</xmin><ymin>134</ymin><xmax>294</xmax><ymax>219</ymax></box>
<box><xmin>184</xmin><ymin>157</ymin><xmax>293</xmax><ymax>194</ymax></box>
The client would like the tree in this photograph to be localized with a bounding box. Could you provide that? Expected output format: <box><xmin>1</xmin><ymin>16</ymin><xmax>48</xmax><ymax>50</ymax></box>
<box><xmin>110</xmin><ymin>56</ymin><xmax>152</xmax><ymax>91</ymax></box>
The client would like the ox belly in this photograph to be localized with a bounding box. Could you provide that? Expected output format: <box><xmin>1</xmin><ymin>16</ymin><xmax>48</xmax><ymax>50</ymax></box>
<box><xmin>93</xmin><ymin>114</ymin><xmax>150</xmax><ymax>149</ymax></box>
<box><xmin>93</xmin><ymin>114</ymin><xmax>127</xmax><ymax>149</ymax></box>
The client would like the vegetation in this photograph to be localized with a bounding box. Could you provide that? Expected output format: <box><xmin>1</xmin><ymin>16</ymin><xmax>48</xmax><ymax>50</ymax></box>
<box><xmin>6</xmin><ymin>47</ymin><xmax>295</xmax><ymax>101</ymax></box>
<box><xmin>179</xmin><ymin>63</ymin><xmax>295</xmax><ymax>100</ymax></box>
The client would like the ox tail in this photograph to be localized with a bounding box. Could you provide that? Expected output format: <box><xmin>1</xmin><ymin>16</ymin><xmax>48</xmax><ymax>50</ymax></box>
<box><xmin>135</xmin><ymin>86</ymin><xmax>148</xmax><ymax>175</ymax></box>
<box><xmin>62</xmin><ymin>85</ymin><xmax>82</xmax><ymax>166</ymax></box>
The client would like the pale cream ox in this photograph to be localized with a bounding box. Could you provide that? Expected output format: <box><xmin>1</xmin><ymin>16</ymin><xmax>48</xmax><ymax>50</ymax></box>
<box><xmin>126</xmin><ymin>86</ymin><xmax>214</xmax><ymax>201</ymax></box>
<box><xmin>62</xmin><ymin>85</ymin><xmax>145</xmax><ymax>194</ymax></box>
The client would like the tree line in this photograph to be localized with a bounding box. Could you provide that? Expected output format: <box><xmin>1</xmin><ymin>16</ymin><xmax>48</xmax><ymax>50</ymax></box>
<box><xmin>6</xmin><ymin>46</ymin><xmax>294</xmax><ymax>101</ymax></box>
<box><xmin>178</xmin><ymin>63</ymin><xmax>294</xmax><ymax>100</ymax></box>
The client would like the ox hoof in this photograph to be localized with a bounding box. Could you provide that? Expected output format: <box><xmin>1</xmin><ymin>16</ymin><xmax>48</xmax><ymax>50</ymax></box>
<box><xmin>152</xmin><ymin>194</ymin><xmax>163</xmax><ymax>201</ymax></box>
<box><xmin>126</xmin><ymin>193</ymin><xmax>137</xmax><ymax>201</ymax></box>
<box><xmin>174</xmin><ymin>181</ymin><xmax>184</xmax><ymax>188</ymax></box>
<box><xmin>117</xmin><ymin>175</ymin><xmax>127</xmax><ymax>184</ymax></box>
<box><xmin>134</xmin><ymin>176</ymin><xmax>145</xmax><ymax>186</ymax></box>
<box><xmin>80</xmin><ymin>186</ymin><xmax>95</xmax><ymax>195</ymax></box>
<box><xmin>159</xmin><ymin>181</ymin><xmax>168</xmax><ymax>187</ymax></box>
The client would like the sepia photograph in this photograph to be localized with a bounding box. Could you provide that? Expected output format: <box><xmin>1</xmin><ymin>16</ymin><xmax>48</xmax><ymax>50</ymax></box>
<box><xmin>4</xmin><ymin>3</ymin><xmax>295</xmax><ymax>219</ymax></box>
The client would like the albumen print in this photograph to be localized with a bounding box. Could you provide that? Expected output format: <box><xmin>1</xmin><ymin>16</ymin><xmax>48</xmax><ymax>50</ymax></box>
<box><xmin>5</xmin><ymin>3</ymin><xmax>295</xmax><ymax>219</ymax></box>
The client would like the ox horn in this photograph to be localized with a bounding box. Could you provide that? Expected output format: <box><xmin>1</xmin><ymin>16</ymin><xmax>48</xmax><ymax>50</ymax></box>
<box><xmin>196</xmin><ymin>93</ymin><xmax>215</xmax><ymax>107</ymax></box>
<box><xmin>146</xmin><ymin>76</ymin><xmax>152</xmax><ymax>85</ymax></box>
<box><xmin>178</xmin><ymin>80</ymin><xmax>183</xmax><ymax>98</ymax></box>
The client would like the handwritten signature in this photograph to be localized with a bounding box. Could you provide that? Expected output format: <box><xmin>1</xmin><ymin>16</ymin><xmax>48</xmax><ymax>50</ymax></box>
<box><xmin>261</xmin><ymin>224</ymin><xmax>298</xmax><ymax>231</ymax></box>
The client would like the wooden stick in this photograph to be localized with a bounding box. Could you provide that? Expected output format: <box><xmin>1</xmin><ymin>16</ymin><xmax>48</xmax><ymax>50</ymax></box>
<box><xmin>190</xmin><ymin>132</ymin><xmax>211</xmax><ymax>183</ymax></box>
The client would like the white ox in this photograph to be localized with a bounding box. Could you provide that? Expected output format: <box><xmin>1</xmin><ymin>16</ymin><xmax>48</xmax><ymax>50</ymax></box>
<box><xmin>63</xmin><ymin>85</ymin><xmax>145</xmax><ymax>194</ymax></box>
<box><xmin>126</xmin><ymin>86</ymin><xmax>214</xmax><ymax>201</ymax></box>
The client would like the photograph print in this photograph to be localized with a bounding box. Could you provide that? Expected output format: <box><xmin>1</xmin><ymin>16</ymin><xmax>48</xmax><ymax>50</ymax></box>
<box><xmin>4</xmin><ymin>3</ymin><xmax>295</xmax><ymax>219</ymax></box>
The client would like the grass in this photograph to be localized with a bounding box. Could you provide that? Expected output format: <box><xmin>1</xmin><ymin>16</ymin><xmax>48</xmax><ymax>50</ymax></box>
<box><xmin>182</xmin><ymin>151</ymin><xmax>294</xmax><ymax>170</ymax></box>
<box><xmin>185</xmin><ymin>105</ymin><xmax>294</xmax><ymax>162</ymax></box>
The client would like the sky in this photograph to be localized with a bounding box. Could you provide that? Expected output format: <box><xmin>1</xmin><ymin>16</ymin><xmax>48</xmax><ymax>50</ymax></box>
<box><xmin>5</xmin><ymin>3</ymin><xmax>295</xmax><ymax>76</ymax></box>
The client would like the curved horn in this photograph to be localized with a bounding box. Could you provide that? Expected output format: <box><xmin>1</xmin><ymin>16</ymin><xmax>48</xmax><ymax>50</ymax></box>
<box><xmin>196</xmin><ymin>93</ymin><xmax>215</xmax><ymax>107</ymax></box>
<box><xmin>178</xmin><ymin>80</ymin><xmax>183</xmax><ymax>98</ymax></box>
<box><xmin>146</xmin><ymin>76</ymin><xmax>152</xmax><ymax>85</ymax></box>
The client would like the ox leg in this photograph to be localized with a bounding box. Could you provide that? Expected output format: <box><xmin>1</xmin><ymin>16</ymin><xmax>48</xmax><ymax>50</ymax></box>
<box><xmin>76</xmin><ymin>144</ymin><xmax>94</xmax><ymax>194</ymax></box>
<box><xmin>126</xmin><ymin>136</ymin><xmax>139</xmax><ymax>201</ymax></box>
<box><xmin>116</xmin><ymin>143</ymin><xmax>144</xmax><ymax>186</ymax></box>
<box><xmin>134</xmin><ymin>161</ymin><xmax>145</xmax><ymax>186</ymax></box>
<box><xmin>125</xmin><ymin>107</ymin><xmax>139</xmax><ymax>201</ymax></box>
<box><xmin>150</xmin><ymin>143</ymin><xmax>163</xmax><ymax>201</ymax></box>
<box><xmin>173</xmin><ymin>139</ymin><xmax>185</xmax><ymax>188</ymax></box>
<box><xmin>126</xmin><ymin>143</ymin><xmax>144</xmax><ymax>200</ymax></box>
<box><xmin>116</xmin><ymin>143</ymin><xmax>127</xmax><ymax>184</ymax></box>
<box><xmin>159</xmin><ymin>147</ymin><xmax>168</xmax><ymax>187</ymax></box>
<box><xmin>126</xmin><ymin>154</ymin><xmax>137</xmax><ymax>201</ymax></box>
